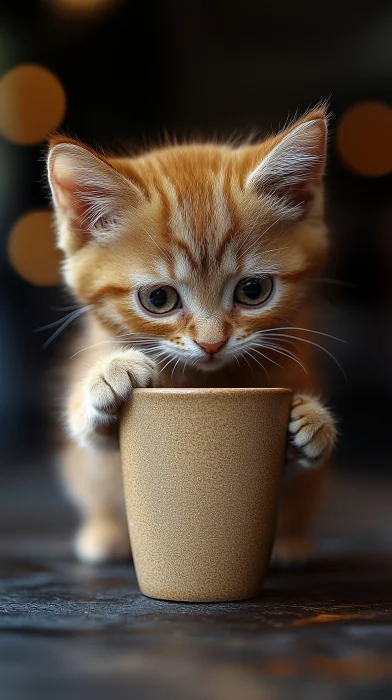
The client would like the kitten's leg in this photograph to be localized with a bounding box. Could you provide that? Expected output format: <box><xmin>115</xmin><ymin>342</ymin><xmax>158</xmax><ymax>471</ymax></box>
<box><xmin>60</xmin><ymin>444</ymin><xmax>130</xmax><ymax>563</ymax></box>
<box><xmin>271</xmin><ymin>393</ymin><xmax>336</xmax><ymax>567</ymax></box>
<box><xmin>271</xmin><ymin>464</ymin><xmax>327</xmax><ymax>567</ymax></box>
<box><xmin>64</xmin><ymin>349</ymin><xmax>159</xmax><ymax>562</ymax></box>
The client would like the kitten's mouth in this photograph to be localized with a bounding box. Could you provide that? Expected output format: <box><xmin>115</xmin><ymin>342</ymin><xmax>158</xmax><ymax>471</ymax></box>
<box><xmin>197</xmin><ymin>353</ymin><xmax>224</xmax><ymax>369</ymax></box>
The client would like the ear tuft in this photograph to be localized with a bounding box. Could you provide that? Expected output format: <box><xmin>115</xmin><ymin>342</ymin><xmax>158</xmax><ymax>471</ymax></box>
<box><xmin>246</xmin><ymin>114</ymin><xmax>327</xmax><ymax>219</ymax></box>
<box><xmin>47</xmin><ymin>141</ymin><xmax>144</xmax><ymax>250</ymax></box>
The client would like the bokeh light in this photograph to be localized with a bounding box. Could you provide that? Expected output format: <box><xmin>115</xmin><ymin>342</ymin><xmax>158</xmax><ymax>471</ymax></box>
<box><xmin>336</xmin><ymin>101</ymin><xmax>392</xmax><ymax>177</ymax></box>
<box><xmin>47</xmin><ymin>0</ymin><xmax>119</xmax><ymax>16</ymax></box>
<box><xmin>8</xmin><ymin>210</ymin><xmax>62</xmax><ymax>286</ymax></box>
<box><xmin>0</xmin><ymin>64</ymin><xmax>66</xmax><ymax>145</ymax></box>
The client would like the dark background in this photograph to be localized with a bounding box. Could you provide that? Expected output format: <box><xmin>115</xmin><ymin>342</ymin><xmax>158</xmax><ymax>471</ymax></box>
<box><xmin>0</xmin><ymin>0</ymin><xmax>391</xmax><ymax>472</ymax></box>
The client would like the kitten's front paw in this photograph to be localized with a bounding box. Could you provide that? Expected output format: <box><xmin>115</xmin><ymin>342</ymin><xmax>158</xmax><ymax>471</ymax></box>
<box><xmin>70</xmin><ymin>349</ymin><xmax>158</xmax><ymax>447</ymax></box>
<box><xmin>288</xmin><ymin>394</ymin><xmax>336</xmax><ymax>467</ymax></box>
<box><xmin>87</xmin><ymin>348</ymin><xmax>158</xmax><ymax>419</ymax></box>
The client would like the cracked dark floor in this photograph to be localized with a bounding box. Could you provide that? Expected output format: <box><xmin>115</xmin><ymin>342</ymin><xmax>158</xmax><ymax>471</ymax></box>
<box><xmin>1</xmin><ymin>460</ymin><xmax>391</xmax><ymax>700</ymax></box>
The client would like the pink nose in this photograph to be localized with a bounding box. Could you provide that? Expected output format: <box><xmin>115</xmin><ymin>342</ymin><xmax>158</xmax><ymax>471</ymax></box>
<box><xmin>195</xmin><ymin>339</ymin><xmax>227</xmax><ymax>354</ymax></box>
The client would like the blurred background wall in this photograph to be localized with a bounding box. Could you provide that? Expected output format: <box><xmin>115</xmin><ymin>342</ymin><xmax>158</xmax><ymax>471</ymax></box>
<box><xmin>0</xmin><ymin>0</ymin><xmax>391</xmax><ymax>472</ymax></box>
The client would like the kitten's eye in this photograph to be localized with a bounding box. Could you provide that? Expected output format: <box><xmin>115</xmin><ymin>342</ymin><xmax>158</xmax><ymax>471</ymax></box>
<box><xmin>234</xmin><ymin>276</ymin><xmax>273</xmax><ymax>306</ymax></box>
<box><xmin>138</xmin><ymin>286</ymin><xmax>181</xmax><ymax>314</ymax></box>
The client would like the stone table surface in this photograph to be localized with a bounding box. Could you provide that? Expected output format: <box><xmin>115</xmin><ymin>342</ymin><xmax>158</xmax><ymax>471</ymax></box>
<box><xmin>1</xmin><ymin>462</ymin><xmax>391</xmax><ymax>700</ymax></box>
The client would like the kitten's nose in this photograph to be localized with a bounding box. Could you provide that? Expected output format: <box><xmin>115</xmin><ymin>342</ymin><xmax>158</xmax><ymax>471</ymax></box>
<box><xmin>195</xmin><ymin>339</ymin><xmax>227</xmax><ymax>354</ymax></box>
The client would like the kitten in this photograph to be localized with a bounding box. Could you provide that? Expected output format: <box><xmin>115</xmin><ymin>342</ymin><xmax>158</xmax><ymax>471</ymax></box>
<box><xmin>47</xmin><ymin>107</ymin><xmax>336</xmax><ymax>566</ymax></box>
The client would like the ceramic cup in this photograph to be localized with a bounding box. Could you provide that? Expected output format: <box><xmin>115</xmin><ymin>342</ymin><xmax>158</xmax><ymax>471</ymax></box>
<box><xmin>120</xmin><ymin>387</ymin><xmax>292</xmax><ymax>602</ymax></box>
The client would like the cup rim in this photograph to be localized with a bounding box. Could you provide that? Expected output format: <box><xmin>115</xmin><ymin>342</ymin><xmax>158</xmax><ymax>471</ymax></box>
<box><xmin>132</xmin><ymin>387</ymin><xmax>293</xmax><ymax>396</ymax></box>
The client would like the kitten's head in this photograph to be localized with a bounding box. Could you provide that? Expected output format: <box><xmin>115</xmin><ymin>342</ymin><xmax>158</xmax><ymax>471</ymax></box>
<box><xmin>47</xmin><ymin>108</ymin><xmax>328</xmax><ymax>372</ymax></box>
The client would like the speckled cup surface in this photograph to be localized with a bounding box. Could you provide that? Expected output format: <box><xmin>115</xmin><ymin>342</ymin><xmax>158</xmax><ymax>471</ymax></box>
<box><xmin>120</xmin><ymin>387</ymin><xmax>292</xmax><ymax>602</ymax></box>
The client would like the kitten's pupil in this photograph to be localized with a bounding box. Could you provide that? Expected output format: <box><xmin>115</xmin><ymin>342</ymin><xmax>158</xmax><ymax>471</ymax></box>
<box><xmin>234</xmin><ymin>275</ymin><xmax>273</xmax><ymax>306</ymax></box>
<box><xmin>139</xmin><ymin>285</ymin><xmax>180</xmax><ymax>314</ymax></box>
<box><xmin>242</xmin><ymin>279</ymin><xmax>261</xmax><ymax>299</ymax></box>
<box><xmin>149</xmin><ymin>288</ymin><xmax>167</xmax><ymax>308</ymax></box>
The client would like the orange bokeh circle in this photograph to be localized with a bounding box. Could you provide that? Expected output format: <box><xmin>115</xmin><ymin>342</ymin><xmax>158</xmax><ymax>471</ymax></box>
<box><xmin>0</xmin><ymin>64</ymin><xmax>66</xmax><ymax>145</ymax></box>
<box><xmin>47</xmin><ymin>0</ymin><xmax>119</xmax><ymax>14</ymax></box>
<box><xmin>336</xmin><ymin>101</ymin><xmax>392</xmax><ymax>177</ymax></box>
<box><xmin>8</xmin><ymin>210</ymin><xmax>63</xmax><ymax>286</ymax></box>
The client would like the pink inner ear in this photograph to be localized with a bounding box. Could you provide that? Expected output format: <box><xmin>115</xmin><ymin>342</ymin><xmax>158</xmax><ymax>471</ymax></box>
<box><xmin>272</xmin><ymin>177</ymin><xmax>317</xmax><ymax>212</ymax></box>
<box><xmin>247</xmin><ymin>116</ymin><xmax>327</xmax><ymax>218</ymax></box>
<box><xmin>52</xmin><ymin>177</ymin><xmax>90</xmax><ymax>239</ymax></box>
<box><xmin>50</xmin><ymin>165</ymin><xmax>109</xmax><ymax>239</ymax></box>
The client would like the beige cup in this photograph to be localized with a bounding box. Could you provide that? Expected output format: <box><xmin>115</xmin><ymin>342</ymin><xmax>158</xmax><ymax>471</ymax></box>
<box><xmin>120</xmin><ymin>387</ymin><xmax>292</xmax><ymax>602</ymax></box>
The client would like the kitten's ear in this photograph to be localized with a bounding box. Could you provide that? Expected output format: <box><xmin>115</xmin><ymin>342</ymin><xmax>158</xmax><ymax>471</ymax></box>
<box><xmin>47</xmin><ymin>139</ymin><xmax>144</xmax><ymax>251</ymax></box>
<box><xmin>246</xmin><ymin>111</ymin><xmax>327</xmax><ymax>220</ymax></box>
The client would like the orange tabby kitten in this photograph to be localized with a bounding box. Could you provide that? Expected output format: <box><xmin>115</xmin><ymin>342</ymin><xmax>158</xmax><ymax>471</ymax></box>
<box><xmin>47</xmin><ymin>107</ymin><xmax>336</xmax><ymax>565</ymax></box>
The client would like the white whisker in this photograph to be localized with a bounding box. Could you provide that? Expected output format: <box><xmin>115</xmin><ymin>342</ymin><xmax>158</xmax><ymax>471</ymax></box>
<box><xmin>249</xmin><ymin>346</ymin><xmax>283</xmax><ymax>369</ymax></box>
<box><xmin>69</xmin><ymin>339</ymin><xmax>164</xmax><ymax>359</ymax></box>
<box><xmin>138</xmin><ymin>223</ymin><xmax>173</xmax><ymax>264</ymax></box>
<box><xmin>230</xmin><ymin>352</ymin><xmax>241</xmax><ymax>369</ymax></box>
<box><xmin>242</xmin><ymin>350</ymin><xmax>256</xmax><ymax>377</ymax></box>
<box><xmin>237</xmin><ymin>212</ymin><xmax>280</xmax><ymax>253</ymax></box>
<box><xmin>41</xmin><ymin>306</ymin><xmax>92</xmax><ymax>349</ymax></box>
<box><xmin>182</xmin><ymin>357</ymin><xmax>189</xmax><ymax>376</ymax></box>
<box><xmin>171</xmin><ymin>356</ymin><xmax>182</xmax><ymax>378</ymax></box>
<box><xmin>191</xmin><ymin>353</ymin><xmax>205</xmax><ymax>369</ymax></box>
<box><xmin>240</xmin><ymin>239</ymin><xmax>292</xmax><ymax>261</ymax></box>
<box><xmin>236</xmin><ymin>216</ymin><xmax>260</xmax><ymax>254</ymax></box>
<box><xmin>50</xmin><ymin>305</ymin><xmax>81</xmax><ymax>311</ymax></box>
<box><xmin>151</xmin><ymin>350</ymin><xmax>169</xmax><ymax>362</ymax></box>
<box><xmin>146</xmin><ymin>347</ymin><xmax>168</xmax><ymax>356</ymax></box>
<box><xmin>237</xmin><ymin>211</ymin><xmax>288</xmax><ymax>261</ymax></box>
<box><xmin>267</xmin><ymin>336</ymin><xmax>300</xmax><ymax>352</ymax></box>
<box><xmin>262</xmin><ymin>332</ymin><xmax>347</xmax><ymax>379</ymax></box>
<box><xmin>70</xmin><ymin>340</ymin><xmax>127</xmax><ymax>358</ymax></box>
<box><xmin>35</xmin><ymin>309</ymin><xmax>81</xmax><ymax>333</ymax></box>
<box><xmin>253</xmin><ymin>341</ymin><xmax>308</xmax><ymax>374</ymax></box>
<box><xmin>148</xmin><ymin>351</ymin><xmax>172</xmax><ymax>363</ymax></box>
<box><xmin>160</xmin><ymin>355</ymin><xmax>176</xmax><ymax>374</ymax></box>
<box><xmin>243</xmin><ymin>348</ymin><xmax>269</xmax><ymax>377</ymax></box>
<box><xmin>257</xmin><ymin>326</ymin><xmax>346</xmax><ymax>343</ymax></box>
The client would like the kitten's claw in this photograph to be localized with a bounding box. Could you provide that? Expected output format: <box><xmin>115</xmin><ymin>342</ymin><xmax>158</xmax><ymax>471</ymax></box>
<box><xmin>288</xmin><ymin>393</ymin><xmax>336</xmax><ymax>467</ymax></box>
<box><xmin>69</xmin><ymin>349</ymin><xmax>159</xmax><ymax>448</ymax></box>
